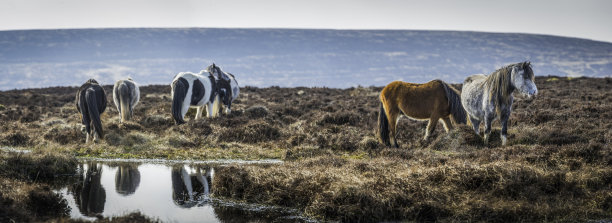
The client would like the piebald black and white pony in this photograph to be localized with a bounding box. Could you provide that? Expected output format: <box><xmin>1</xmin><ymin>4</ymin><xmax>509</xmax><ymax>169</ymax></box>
<box><xmin>171</xmin><ymin>165</ymin><xmax>212</xmax><ymax>207</ymax></box>
<box><xmin>171</xmin><ymin>71</ymin><xmax>218</xmax><ymax>124</ymax></box>
<box><xmin>76</xmin><ymin>79</ymin><xmax>107</xmax><ymax>143</ymax></box>
<box><xmin>461</xmin><ymin>61</ymin><xmax>538</xmax><ymax>146</ymax></box>
<box><xmin>206</xmin><ymin>63</ymin><xmax>240</xmax><ymax>115</ymax></box>
<box><xmin>113</xmin><ymin>78</ymin><xmax>140</xmax><ymax>123</ymax></box>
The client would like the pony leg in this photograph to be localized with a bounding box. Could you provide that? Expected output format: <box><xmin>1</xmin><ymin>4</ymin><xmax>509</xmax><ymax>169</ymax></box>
<box><xmin>195</xmin><ymin>106</ymin><xmax>203</xmax><ymax>119</ymax></box>
<box><xmin>387</xmin><ymin>111</ymin><xmax>400</xmax><ymax>148</ymax></box>
<box><xmin>442</xmin><ymin>117</ymin><xmax>453</xmax><ymax>132</ymax></box>
<box><xmin>483</xmin><ymin>115</ymin><xmax>494</xmax><ymax>145</ymax></box>
<box><xmin>424</xmin><ymin>117</ymin><xmax>439</xmax><ymax>140</ymax></box>
<box><xmin>225</xmin><ymin>101</ymin><xmax>232</xmax><ymax>115</ymax></box>
<box><xmin>207</xmin><ymin>102</ymin><xmax>215</xmax><ymax>118</ymax></box>
<box><xmin>212</xmin><ymin>95</ymin><xmax>220</xmax><ymax>117</ymax></box>
<box><xmin>204</xmin><ymin>104</ymin><xmax>211</xmax><ymax>117</ymax></box>
<box><xmin>84</xmin><ymin>122</ymin><xmax>92</xmax><ymax>144</ymax></box>
<box><xmin>469</xmin><ymin>116</ymin><xmax>481</xmax><ymax>135</ymax></box>
<box><xmin>500</xmin><ymin>112</ymin><xmax>510</xmax><ymax>146</ymax></box>
<box><xmin>92</xmin><ymin>128</ymin><xmax>99</xmax><ymax>143</ymax></box>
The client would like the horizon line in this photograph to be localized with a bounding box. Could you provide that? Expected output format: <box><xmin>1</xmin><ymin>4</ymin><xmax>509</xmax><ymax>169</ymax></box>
<box><xmin>1</xmin><ymin>26</ymin><xmax>610</xmax><ymax>44</ymax></box>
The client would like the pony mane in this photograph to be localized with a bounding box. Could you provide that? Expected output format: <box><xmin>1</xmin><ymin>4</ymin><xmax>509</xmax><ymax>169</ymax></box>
<box><xmin>485</xmin><ymin>61</ymin><xmax>532</xmax><ymax>110</ymax></box>
<box><xmin>207</xmin><ymin>64</ymin><xmax>231</xmax><ymax>81</ymax></box>
<box><xmin>87</xmin><ymin>79</ymin><xmax>99</xmax><ymax>85</ymax></box>
<box><xmin>227</xmin><ymin>72</ymin><xmax>238</xmax><ymax>85</ymax></box>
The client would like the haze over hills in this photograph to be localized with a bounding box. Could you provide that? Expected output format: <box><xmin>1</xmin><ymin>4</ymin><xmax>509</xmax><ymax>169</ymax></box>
<box><xmin>0</xmin><ymin>28</ymin><xmax>610</xmax><ymax>90</ymax></box>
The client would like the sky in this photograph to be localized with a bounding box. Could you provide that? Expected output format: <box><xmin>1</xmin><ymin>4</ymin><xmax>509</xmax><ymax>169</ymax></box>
<box><xmin>1</xmin><ymin>0</ymin><xmax>611</xmax><ymax>43</ymax></box>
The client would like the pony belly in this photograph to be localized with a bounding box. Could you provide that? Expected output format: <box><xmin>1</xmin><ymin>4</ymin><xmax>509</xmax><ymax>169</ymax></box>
<box><xmin>402</xmin><ymin>115</ymin><xmax>430</xmax><ymax>121</ymax></box>
<box><xmin>399</xmin><ymin>107</ymin><xmax>436</xmax><ymax>120</ymax></box>
<box><xmin>191</xmin><ymin>100</ymin><xmax>207</xmax><ymax>107</ymax></box>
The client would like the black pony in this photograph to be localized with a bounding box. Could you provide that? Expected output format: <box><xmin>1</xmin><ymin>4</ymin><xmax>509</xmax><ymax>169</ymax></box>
<box><xmin>76</xmin><ymin>79</ymin><xmax>107</xmax><ymax>143</ymax></box>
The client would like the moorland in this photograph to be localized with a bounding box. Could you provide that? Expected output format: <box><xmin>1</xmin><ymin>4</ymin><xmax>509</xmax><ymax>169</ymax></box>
<box><xmin>0</xmin><ymin>76</ymin><xmax>610</xmax><ymax>222</ymax></box>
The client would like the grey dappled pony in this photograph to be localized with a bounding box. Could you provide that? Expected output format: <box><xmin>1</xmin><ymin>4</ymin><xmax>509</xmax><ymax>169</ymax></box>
<box><xmin>113</xmin><ymin>78</ymin><xmax>140</xmax><ymax>123</ymax></box>
<box><xmin>461</xmin><ymin>61</ymin><xmax>537</xmax><ymax>146</ymax></box>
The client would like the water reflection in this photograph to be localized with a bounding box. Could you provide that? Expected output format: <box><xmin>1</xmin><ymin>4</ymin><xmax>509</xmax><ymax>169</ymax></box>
<box><xmin>57</xmin><ymin>162</ymin><xmax>307</xmax><ymax>223</ymax></box>
<box><xmin>70</xmin><ymin>162</ymin><xmax>106</xmax><ymax>217</ymax></box>
<box><xmin>171</xmin><ymin>165</ymin><xmax>212</xmax><ymax>207</ymax></box>
<box><xmin>115</xmin><ymin>164</ymin><xmax>140</xmax><ymax>196</ymax></box>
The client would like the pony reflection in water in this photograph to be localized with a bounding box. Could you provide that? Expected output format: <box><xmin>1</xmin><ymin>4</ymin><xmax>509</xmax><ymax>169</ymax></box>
<box><xmin>71</xmin><ymin>162</ymin><xmax>106</xmax><ymax>217</ymax></box>
<box><xmin>462</xmin><ymin>61</ymin><xmax>537</xmax><ymax>146</ymax></box>
<box><xmin>171</xmin><ymin>165</ymin><xmax>212</xmax><ymax>208</ymax></box>
<box><xmin>377</xmin><ymin>79</ymin><xmax>466</xmax><ymax>147</ymax></box>
<box><xmin>115</xmin><ymin>164</ymin><xmax>141</xmax><ymax>196</ymax></box>
<box><xmin>76</xmin><ymin>79</ymin><xmax>107</xmax><ymax>143</ymax></box>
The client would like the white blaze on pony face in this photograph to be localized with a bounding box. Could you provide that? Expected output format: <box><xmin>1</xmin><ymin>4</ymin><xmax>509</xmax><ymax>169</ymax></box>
<box><xmin>511</xmin><ymin>66</ymin><xmax>538</xmax><ymax>98</ymax></box>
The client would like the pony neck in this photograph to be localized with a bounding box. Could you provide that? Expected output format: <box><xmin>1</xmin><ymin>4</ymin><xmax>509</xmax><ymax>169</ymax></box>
<box><xmin>486</xmin><ymin>68</ymin><xmax>513</xmax><ymax>105</ymax></box>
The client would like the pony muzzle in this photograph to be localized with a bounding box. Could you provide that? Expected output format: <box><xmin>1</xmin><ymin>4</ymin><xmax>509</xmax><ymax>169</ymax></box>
<box><xmin>526</xmin><ymin>88</ymin><xmax>538</xmax><ymax>99</ymax></box>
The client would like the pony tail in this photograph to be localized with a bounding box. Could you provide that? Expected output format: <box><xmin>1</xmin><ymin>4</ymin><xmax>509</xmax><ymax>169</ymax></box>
<box><xmin>171</xmin><ymin>78</ymin><xmax>188</xmax><ymax>125</ymax></box>
<box><xmin>440</xmin><ymin>81</ymin><xmax>467</xmax><ymax>124</ymax></box>
<box><xmin>86</xmin><ymin>88</ymin><xmax>104</xmax><ymax>139</ymax></box>
<box><xmin>377</xmin><ymin>102</ymin><xmax>391</xmax><ymax>146</ymax></box>
<box><xmin>118</xmin><ymin>83</ymin><xmax>131</xmax><ymax>122</ymax></box>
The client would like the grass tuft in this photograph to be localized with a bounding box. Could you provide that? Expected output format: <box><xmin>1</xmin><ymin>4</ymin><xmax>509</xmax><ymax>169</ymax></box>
<box><xmin>218</xmin><ymin>121</ymin><xmax>281</xmax><ymax>143</ymax></box>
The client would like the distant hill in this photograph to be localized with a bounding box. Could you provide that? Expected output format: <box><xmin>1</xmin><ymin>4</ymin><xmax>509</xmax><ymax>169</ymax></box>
<box><xmin>0</xmin><ymin>28</ymin><xmax>610</xmax><ymax>90</ymax></box>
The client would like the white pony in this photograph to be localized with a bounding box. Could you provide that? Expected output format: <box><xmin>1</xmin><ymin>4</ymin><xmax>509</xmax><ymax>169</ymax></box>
<box><xmin>170</xmin><ymin>71</ymin><xmax>218</xmax><ymax>124</ymax></box>
<box><xmin>112</xmin><ymin>78</ymin><xmax>140</xmax><ymax>123</ymax></box>
<box><xmin>461</xmin><ymin>61</ymin><xmax>537</xmax><ymax>146</ymax></box>
<box><xmin>206</xmin><ymin>63</ymin><xmax>240</xmax><ymax>115</ymax></box>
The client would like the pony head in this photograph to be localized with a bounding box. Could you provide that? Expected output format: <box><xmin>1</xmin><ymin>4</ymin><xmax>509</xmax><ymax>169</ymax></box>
<box><xmin>225</xmin><ymin>73</ymin><xmax>240</xmax><ymax>114</ymax></box>
<box><xmin>510</xmin><ymin>61</ymin><xmax>537</xmax><ymax>98</ymax></box>
<box><xmin>206</xmin><ymin>63</ymin><xmax>219</xmax><ymax>79</ymax></box>
<box><xmin>206</xmin><ymin>63</ymin><xmax>239</xmax><ymax>114</ymax></box>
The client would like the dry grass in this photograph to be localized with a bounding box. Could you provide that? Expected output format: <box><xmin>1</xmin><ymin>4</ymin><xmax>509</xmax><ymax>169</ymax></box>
<box><xmin>0</xmin><ymin>152</ymin><xmax>76</xmax><ymax>222</ymax></box>
<box><xmin>215</xmin><ymin>146</ymin><xmax>611</xmax><ymax>222</ymax></box>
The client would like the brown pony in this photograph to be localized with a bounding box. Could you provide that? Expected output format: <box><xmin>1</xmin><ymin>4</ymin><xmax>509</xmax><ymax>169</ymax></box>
<box><xmin>377</xmin><ymin>79</ymin><xmax>466</xmax><ymax>147</ymax></box>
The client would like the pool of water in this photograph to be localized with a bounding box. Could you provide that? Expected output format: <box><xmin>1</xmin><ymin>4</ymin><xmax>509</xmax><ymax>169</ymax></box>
<box><xmin>55</xmin><ymin>161</ymin><xmax>310</xmax><ymax>222</ymax></box>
